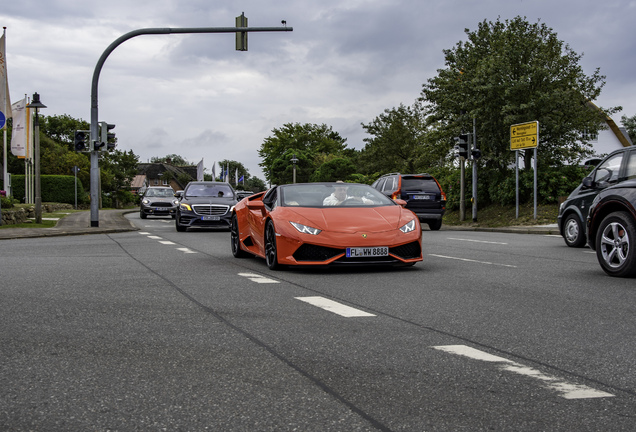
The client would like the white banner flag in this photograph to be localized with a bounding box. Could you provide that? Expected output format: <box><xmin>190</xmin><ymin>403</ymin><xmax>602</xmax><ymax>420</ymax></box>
<box><xmin>196</xmin><ymin>158</ymin><xmax>204</xmax><ymax>181</ymax></box>
<box><xmin>0</xmin><ymin>32</ymin><xmax>11</xmax><ymax>126</ymax></box>
<box><xmin>10</xmin><ymin>97</ymin><xmax>26</xmax><ymax>157</ymax></box>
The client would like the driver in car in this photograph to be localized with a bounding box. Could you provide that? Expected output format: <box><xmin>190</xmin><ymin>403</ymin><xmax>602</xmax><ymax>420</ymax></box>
<box><xmin>323</xmin><ymin>182</ymin><xmax>371</xmax><ymax>206</ymax></box>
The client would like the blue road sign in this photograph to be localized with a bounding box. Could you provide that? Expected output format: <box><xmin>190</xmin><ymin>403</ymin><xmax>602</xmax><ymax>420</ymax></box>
<box><xmin>0</xmin><ymin>110</ymin><xmax>5</xmax><ymax>129</ymax></box>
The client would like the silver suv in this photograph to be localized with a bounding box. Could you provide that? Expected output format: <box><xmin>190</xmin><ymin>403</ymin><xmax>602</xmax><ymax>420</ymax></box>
<box><xmin>140</xmin><ymin>187</ymin><xmax>178</xmax><ymax>219</ymax></box>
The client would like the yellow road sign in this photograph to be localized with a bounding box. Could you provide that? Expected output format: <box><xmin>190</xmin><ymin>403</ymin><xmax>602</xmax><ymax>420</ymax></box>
<box><xmin>510</xmin><ymin>121</ymin><xmax>538</xmax><ymax>150</ymax></box>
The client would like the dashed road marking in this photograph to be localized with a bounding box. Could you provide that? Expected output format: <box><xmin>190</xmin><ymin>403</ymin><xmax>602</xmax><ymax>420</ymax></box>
<box><xmin>447</xmin><ymin>237</ymin><xmax>508</xmax><ymax>245</ymax></box>
<box><xmin>429</xmin><ymin>254</ymin><xmax>517</xmax><ymax>268</ymax></box>
<box><xmin>432</xmin><ymin>345</ymin><xmax>614</xmax><ymax>399</ymax></box>
<box><xmin>295</xmin><ymin>296</ymin><xmax>376</xmax><ymax>317</ymax></box>
<box><xmin>238</xmin><ymin>273</ymin><xmax>280</xmax><ymax>284</ymax></box>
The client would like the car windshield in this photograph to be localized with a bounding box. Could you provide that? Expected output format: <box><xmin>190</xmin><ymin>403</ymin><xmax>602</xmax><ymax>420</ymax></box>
<box><xmin>145</xmin><ymin>188</ymin><xmax>174</xmax><ymax>197</ymax></box>
<box><xmin>402</xmin><ymin>178</ymin><xmax>439</xmax><ymax>192</ymax></box>
<box><xmin>186</xmin><ymin>184</ymin><xmax>234</xmax><ymax>198</ymax></box>
<box><xmin>281</xmin><ymin>184</ymin><xmax>394</xmax><ymax>207</ymax></box>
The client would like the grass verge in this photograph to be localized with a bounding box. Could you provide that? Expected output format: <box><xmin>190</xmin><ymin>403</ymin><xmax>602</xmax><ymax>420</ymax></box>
<box><xmin>443</xmin><ymin>202</ymin><xmax>560</xmax><ymax>227</ymax></box>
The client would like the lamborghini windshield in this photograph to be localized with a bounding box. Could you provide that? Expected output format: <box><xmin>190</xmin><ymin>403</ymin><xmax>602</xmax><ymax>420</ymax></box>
<box><xmin>280</xmin><ymin>183</ymin><xmax>394</xmax><ymax>207</ymax></box>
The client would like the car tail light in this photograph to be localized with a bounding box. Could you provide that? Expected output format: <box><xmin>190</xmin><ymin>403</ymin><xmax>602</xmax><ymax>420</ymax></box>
<box><xmin>433</xmin><ymin>177</ymin><xmax>446</xmax><ymax>201</ymax></box>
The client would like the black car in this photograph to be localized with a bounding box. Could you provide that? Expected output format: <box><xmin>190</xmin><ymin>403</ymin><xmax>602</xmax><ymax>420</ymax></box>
<box><xmin>558</xmin><ymin>146</ymin><xmax>636</xmax><ymax>247</ymax></box>
<box><xmin>586</xmin><ymin>179</ymin><xmax>636</xmax><ymax>277</ymax></box>
<box><xmin>175</xmin><ymin>181</ymin><xmax>238</xmax><ymax>232</ymax></box>
<box><xmin>139</xmin><ymin>186</ymin><xmax>178</xmax><ymax>219</ymax></box>
<box><xmin>371</xmin><ymin>173</ymin><xmax>446</xmax><ymax>230</ymax></box>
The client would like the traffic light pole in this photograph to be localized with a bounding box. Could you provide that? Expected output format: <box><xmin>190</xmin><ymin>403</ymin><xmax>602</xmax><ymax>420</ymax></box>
<box><xmin>89</xmin><ymin>23</ymin><xmax>293</xmax><ymax>227</ymax></box>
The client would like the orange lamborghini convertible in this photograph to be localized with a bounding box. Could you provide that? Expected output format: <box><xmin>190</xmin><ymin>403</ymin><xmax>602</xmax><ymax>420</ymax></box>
<box><xmin>230</xmin><ymin>182</ymin><xmax>423</xmax><ymax>269</ymax></box>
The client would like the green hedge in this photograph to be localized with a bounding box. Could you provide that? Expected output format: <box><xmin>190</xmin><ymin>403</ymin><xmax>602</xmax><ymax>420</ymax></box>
<box><xmin>9</xmin><ymin>175</ymin><xmax>88</xmax><ymax>205</ymax></box>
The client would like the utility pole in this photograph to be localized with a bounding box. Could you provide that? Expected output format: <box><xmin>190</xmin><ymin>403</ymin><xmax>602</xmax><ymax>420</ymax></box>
<box><xmin>89</xmin><ymin>18</ymin><xmax>293</xmax><ymax>227</ymax></box>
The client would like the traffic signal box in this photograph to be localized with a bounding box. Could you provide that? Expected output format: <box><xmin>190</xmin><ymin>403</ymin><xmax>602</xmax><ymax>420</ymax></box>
<box><xmin>74</xmin><ymin>130</ymin><xmax>89</xmax><ymax>151</ymax></box>
<box><xmin>99</xmin><ymin>122</ymin><xmax>116</xmax><ymax>151</ymax></box>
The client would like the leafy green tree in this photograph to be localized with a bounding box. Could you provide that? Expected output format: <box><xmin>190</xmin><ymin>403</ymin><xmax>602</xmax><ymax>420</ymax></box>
<box><xmin>151</xmin><ymin>154</ymin><xmax>191</xmax><ymax>166</ymax></box>
<box><xmin>258</xmin><ymin>123</ymin><xmax>350</xmax><ymax>185</ymax></box>
<box><xmin>40</xmin><ymin>114</ymin><xmax>89</xmax><ymax>152</ymax></box>
<box><xmin>310</xmin><ymin>157</ymin><xmax>357</xmax><ymax>182</ymax></box>
<box><xmin>420</xmin><ymin>16</ymin><xmax>619</xmax><ymax>171</ymax></box>
<box><xmin>360</xmin><ymin>102</ymin><xmax>446</xmax><ymax>176</ymax></box>
<box><xmin>621</xmin><ymin>114</ymin><xmax>636</xmax><ymax>143</ymax></box>
<box><xmin>101</xmin><ymin>149</ymin><xmax>140</xmax><ymax>207</ymax></box>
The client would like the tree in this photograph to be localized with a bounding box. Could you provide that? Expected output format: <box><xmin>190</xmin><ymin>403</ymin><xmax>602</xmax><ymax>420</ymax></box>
<box><xmin>621</xmin><ymin>114</ymin><xmax>636</xmax><ymax>143</ymax></box>
<box><xmin>258</xmin><ymin>123</ymin><xmax>350</xmax><ymax>185</ymax></box>
<box><xmin>151</xmin><ymin>154</ymin><xmax>191</xmax><ymax>166</ymax></box>
<box><xmin>100</xmin><ymin>149</ymin><xmax>140</xmax><ymax>207</ymax></box>
<box><xmin>420</xmin><ymin>16</ymin><xmax>619</xmax><ymax>171</ymax></box>
<box><xmin>40</xmin><ymin>114</ymin><xmax>89</xmax><ymax>152</ymax></box>
<box><xmin>360</xmin><ymin>102</ymin><xmax>447</xmax><ymax>176</ymax></box>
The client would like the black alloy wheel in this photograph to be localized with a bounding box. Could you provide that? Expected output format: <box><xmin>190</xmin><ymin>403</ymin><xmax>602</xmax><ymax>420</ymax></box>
<box><xmin>231</xmin><ymin>213</ymin><xmax>248</xmax><ymax>258</ymax></box>
<box><xmin>563</xmin><ymin>214</ymin><xmax>586</xmax><ymax>247</ymax></box>
<box><xmin>265</xmin><ymin>220</ymin><xmax>280</xmax><ymax>270</ymax></box>
<box><xmin>595</xmin><ymin>211</ymin><xmax>636</xmax><ymax>277</ymax></box>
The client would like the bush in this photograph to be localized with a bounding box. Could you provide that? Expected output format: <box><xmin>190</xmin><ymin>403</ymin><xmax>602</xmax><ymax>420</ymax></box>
<box><xmin>11</xmin><ymin>175</ymin><xmax>88</xmax><ymax>205</ymax></box>
<box><xmin>1</xmin><ymin>195</ymin><xmax>14</xmax><ymax>209</ymax></box>
<box><xmin>428</xmin><ymin>164</ymin><xmax>592</xmax><ymax>208</ymax></box>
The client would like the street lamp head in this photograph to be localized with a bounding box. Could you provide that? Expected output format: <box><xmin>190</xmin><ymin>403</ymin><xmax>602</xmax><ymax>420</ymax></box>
<box><xmin>27</xmin><ymin>92</ymin><xmax>47</xmax><ymax>110</ymax></box>
<box><xmin>291</xmin><ymin>154</ymin><xmax>299</xmax><ymax>164</ymax></box>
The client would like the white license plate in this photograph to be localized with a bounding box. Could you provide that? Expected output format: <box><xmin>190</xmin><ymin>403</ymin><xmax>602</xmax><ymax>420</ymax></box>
<box><xmin>202</xmin><ymin>215</ymin><xmax>220</xmax><ymax>221</ymax></box>
<box><xmin>346</xmin><ymin>246</ymin><xmax>389</xmax><ymax>258</ymax></box>
<box><xmin>412</xmin><ymin>194</ymin><xmax>433</xmax><ymax>200</ymax></box>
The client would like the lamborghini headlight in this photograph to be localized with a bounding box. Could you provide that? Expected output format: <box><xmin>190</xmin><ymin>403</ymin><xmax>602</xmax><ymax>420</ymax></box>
<box><xmin>399</xmin><ymin>219</ymin><xmax>416</xmax><ymax>233</ymax></box>
<box><xmin>290</xmin><ymin>221</ymin><xmax>322</xmax><ymax>235</ymax></box>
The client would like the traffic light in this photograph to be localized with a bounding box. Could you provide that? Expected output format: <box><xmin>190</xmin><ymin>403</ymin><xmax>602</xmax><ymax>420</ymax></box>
<box><xmin>74</xmin><ymin>130</ymin><xmax>89</xmax><ymax>151</ymax></box>
<box><xmin>454</xmin><ymin>134</ymin><xmax>469</xmax><ymax>158</ymax></box>
<box><xmin>471</xmin><ymin>148</ymin><xmax>482</xmax><ymax>160</ymax></box>
<box><xmin>236</xmin><ymin>12</ymin><xmax>248</xmax><ymax>51</ymax></box>
<box><xmin>99</xmin><ymin>122</ymin><xmax>116</xmax><ymax>151</ymax></box>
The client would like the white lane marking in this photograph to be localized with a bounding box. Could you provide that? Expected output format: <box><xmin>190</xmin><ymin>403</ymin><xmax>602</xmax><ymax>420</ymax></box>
<box><xmin>176</xmin><ymin>248</ymin><xmax>197</xmax><ymax>254</ymax></box>
<box><xmin>295</xmin><ymin>296</ymin><xmax>376</xmax><ymax>317</ymax></box>
<box><xmin>147</xmin><ymin>235</ymin><xmax>163</xmax><ymax>240</ymax></box>
<box><xmin>238</xmin><ymin>273</ymin><xmax>280</xmax><ymax>284</ymax></box>
<box><xmin>448</xmin><ymin>237</ymin><xmax>507</xmax><ymax>245</ymax></box>
<box><xmin>429</xmin><ymin>254</ymin><xmax>517</xmax><ymax>268</ymax></box>
<box><xmin>159</xmin><ymin>241</ymin><xmax>176</xmax><ymax>245</ymax></box>
<box><xmin>546</xmin><ymin>234</ymin><xmax>562</xmax><ymax>238</ymax></box>
<box><xmin>138</xmin><ymin>232</ymin><xmax>150</xmax><ymax>235</ymax></box>
<box><xmin>432</xmin><ymin>345</ymin><xmax>614</xmax><ymax>400</ymax></box>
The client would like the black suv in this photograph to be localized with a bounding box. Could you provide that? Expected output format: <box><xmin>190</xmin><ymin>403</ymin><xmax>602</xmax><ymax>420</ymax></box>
<box><xmin>558</xmin><ymin>146</ymin><xmax>636</xmax><ymax>247</ymax></box>
<box><xmin>175</xmin><ymin>181</ymin><xmax>238</xmax><ymax>232</ymax></box>
<box><xmin>587</xmin><ymin>179</ymin><xmax>636</xmax><ymax>277</ymax></box>
<box><xmin>371</xmin><ymin>173</ymin><xmax>446</xmax><ymax>230</ymax></box>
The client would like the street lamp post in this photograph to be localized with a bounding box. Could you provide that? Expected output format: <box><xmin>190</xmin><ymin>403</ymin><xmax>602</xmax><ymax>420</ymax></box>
<box><xmin>291</xmin><ymin>154</ymin><xmax>298</xmax><ymax>184</ymax></box>
<box><xmin>26</xmin><ymin>93</ymin><xmax>46</xmax><ymax>224</ymax></box>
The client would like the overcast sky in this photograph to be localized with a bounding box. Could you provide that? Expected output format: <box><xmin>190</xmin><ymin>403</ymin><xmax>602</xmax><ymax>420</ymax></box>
<box><xmin>3</xmin><ymin>0</ymin><xmax>635</xmax><ymax>181</ymax></box>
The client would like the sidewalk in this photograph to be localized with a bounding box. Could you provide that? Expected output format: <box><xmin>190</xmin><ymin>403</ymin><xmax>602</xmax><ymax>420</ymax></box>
<box><xmin>0</xmin><ymin>208</ymin><xmax>559</xmax><ymax>240</ymax></box>
<box><xmin>0</xmin><ymin>209</ymin><xmax>139</xmax><ymax>240</ymax></box>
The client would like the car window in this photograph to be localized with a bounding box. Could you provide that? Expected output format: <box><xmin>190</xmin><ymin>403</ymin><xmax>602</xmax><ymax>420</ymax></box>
<box><xmin>402</xmin><ymin>178</ymin><xmax>439</xmax><ymax>192</ymax></box>
<box><xmin>186</xmin><ymin>184</ymin><xmax>234</xmax><ymax>198</ymax></box>
<box><xmin>626</xmin><ymin>151</ymin><xmax>636</xmax><ymax>180</ymax></box>
<box><xmin>372</xmin><ymin>178</ymin><xmax>386</xmax><ymax>191</ymax></box>
<box><xmin>146</xmin><ymin>188</ymin><xmax>174</xmax><ymax>197</ymax></box>
<box><xmin>281</xmin><ymin>184</ymin><xmax>393</xmax><ymax>207</ymax></box>
<box><xmin>382</xmin><ymin>176</ymin><xmax>396</xmax><ymax>193</ymax></box>
<box><xmin>594</xmin><ymin>153</ymin><xmax>623</xmax><ymax>185</ymax></box>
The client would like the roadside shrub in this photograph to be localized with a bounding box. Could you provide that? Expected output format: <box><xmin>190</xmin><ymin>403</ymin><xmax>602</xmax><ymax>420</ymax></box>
<box><xmin>11</xmin><ymin>175</ymin><xmax>88</xmax><ymax>205</ymax></box>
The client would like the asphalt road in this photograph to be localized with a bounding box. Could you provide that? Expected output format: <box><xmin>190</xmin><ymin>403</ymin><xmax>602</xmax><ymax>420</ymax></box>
<box><xmin>1</xmin><ymin>213</ymin><xmax>634</xmax><ymax>431</ymax></box>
